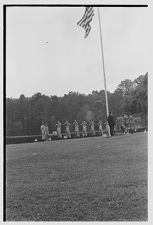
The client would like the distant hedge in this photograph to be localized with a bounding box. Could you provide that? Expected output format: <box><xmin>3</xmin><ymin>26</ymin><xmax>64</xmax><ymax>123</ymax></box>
<box><xmin>6</xmin><ymin>131</ymin><xmax>100</xmax><ymax>145</ymax></box>
<box><xmin>5</xmin><ymin>127</ymin><xmax>147</xmax><ymax>145</ymax></box>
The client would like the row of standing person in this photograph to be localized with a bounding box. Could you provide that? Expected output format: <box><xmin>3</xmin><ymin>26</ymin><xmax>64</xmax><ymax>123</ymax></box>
<box><xmin>40</xmin><ymin>112</ymin><xmax>115</xmax><ymax>140</ymax></box>
<box><xmin>40</xmin><ymin>120</ymin><xmax>104</xmax><ymax>140</ymax></box>
<box><xmin>55</xmin><ymin>120</ymin><xmax>104</xmax><ymax>139</ymax></box>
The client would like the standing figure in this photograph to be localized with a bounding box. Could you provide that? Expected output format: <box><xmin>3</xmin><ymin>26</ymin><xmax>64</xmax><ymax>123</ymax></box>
<box><xmin>120</xmin><ymin>122</ymin><xmax>127</xmax><ymax>134</ymax></box>
<box><xmin>129</xmin><ymin>114</ymin><xmax>134</xmax><ymax>129</ymax></box>
<box><xmin>89</xmin><ymin>120</ymin><xmax>95</xmax><ymax>136</ymax></box>
<box><xmin>107</xmin><ymin>111</ymin><xmax>115</xmax><ymax>136</ymax></box>
<box><xmin>73</xmin><ymin>120</ymin><xmax>80</xmax><ymax>137</ymax></box>
<box><xmin>81</xmin><ymin>121</ymin><xmax>87</xmax><ymax>137</ymax></box>
<box><xmin>105</xmin><ymin>121</ymin><xmax>110</xmax><ymax>137</ymax></box>
<box><xmin>97</xmin><ymin>120</ymin><xmax>103</xmax><ymax>136</ymax></box>
<box><xmin>55</xmin><ymin>121</ymin><xmax>62</xmax><ymax>139</ymax></box>
<box><xmin>40</xmin><ymin>122</ymin><xmax>46</xmax><ymax>141</ymax></box>
<box><xmin>64</xmin><ymin>121</ymin><xmax>71</xmax><ymax>138</ymax></box>
<box><xmin>123</xmin><ymin>113</ymin><xmax>129</xmax><ymax>129</ymax></box>
<box><xmin>45</xmin><ymin>123</ymin><xmax>49</xmax><ymax>141</ymax></box>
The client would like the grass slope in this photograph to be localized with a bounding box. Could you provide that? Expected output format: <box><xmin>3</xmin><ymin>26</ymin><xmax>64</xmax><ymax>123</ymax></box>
<box><xmin>6</xmin><ymin>133</ymin><xmax>148</xmax><ymax>221</ymax></box>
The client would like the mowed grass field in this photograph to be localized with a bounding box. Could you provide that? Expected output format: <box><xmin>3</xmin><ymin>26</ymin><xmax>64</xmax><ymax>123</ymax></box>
<box><xmin>6</xmin><ymin>132</ymin><xmax>148</xmax><ymax>221</ymax></box>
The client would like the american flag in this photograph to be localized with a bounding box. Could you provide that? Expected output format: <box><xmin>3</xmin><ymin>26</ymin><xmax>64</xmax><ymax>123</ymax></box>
<box><xmin>77</xmin><ymin>7</ymin><xmax>94</xmax><ymax>38</ymax></box>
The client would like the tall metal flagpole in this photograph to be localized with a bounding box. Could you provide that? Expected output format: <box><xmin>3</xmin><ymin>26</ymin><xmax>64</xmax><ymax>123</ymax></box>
<box><xmin>97</xmin><ymin>7</ymin><xmax>109</xmax><ymax>117</ymax></box>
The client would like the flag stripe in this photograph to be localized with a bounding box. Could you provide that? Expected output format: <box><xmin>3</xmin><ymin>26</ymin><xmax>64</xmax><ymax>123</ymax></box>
<box><xmin>77</xmin><ymin>7</ymin><xmax>94</xmax><ymax>38</ymax></box>
<box><xmin>79</xmin><ymin>11</ymin><xmax>94</xmax><ymax>27</ymax></box>
<box><xmin>77</xmin><ymin>7</ymin><xmax>93</xmax><ymax>27</ymax></box>
<box><xmin>77</xmin><ymin>7</ymin><xmax>93</xmax><ymax>26</ymax></box>
<box><xmin>85</xmin><ymin>24</ymin><xmax>91</xmax><ymax>38</ymax></box>
<box><xmin>80</xmin><ymin>12</ymin><xmax>94</xmax><ymax>28</ymax></box>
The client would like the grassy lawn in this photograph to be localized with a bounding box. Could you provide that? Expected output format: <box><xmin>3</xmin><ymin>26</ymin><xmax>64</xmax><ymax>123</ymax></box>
<box><xmin>6</xmin><ymin>132</ymin><xmax>148</xmax><ymax>221</ymax></box>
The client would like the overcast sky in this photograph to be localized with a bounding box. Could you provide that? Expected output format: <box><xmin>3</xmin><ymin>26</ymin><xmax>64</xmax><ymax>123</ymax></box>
<box><xmin>6</xmin><ymin>5</ymin><xmax>149</xmax><ymax>98</ymax></box>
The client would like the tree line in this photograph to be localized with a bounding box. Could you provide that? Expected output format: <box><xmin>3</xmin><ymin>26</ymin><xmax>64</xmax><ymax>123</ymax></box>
<box><xmin>6</xmin><ymin>73</ymin><xmax>148</xmax><ymax>136</ymax></box>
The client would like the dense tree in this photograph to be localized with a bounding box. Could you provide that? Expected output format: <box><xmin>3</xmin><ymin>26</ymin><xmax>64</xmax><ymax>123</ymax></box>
<box><xmin>115</xmin><ymin>79</ymin><xmax>134</xmax><ymax>97</ymax></box>
<box><xmin>114</xmin><ymin>73</ymin><xmax>148</xmax><ymax>115</ymax></box>
<box><xmin>123</xmin><ymin>73</ymin><xmax>148</xmax><ymax>114</ymax></box>
<box><xmin>6</xmin><ymin>73</ymin><xmax>148</xmax><ymax>136</ymax></box>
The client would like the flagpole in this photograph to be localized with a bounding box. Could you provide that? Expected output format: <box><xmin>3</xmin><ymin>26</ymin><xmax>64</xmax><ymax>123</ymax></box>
<box><xmin>97</xmin><ymin>7</ymin><xmax>109</xmax><ymax>117</ymax></box>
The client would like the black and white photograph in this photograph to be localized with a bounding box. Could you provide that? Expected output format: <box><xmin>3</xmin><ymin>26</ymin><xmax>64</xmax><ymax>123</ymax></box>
<box><xmin>4</xmin><ymin>0</ymin><xmax>150</xmax><ymax>222</ymax></box>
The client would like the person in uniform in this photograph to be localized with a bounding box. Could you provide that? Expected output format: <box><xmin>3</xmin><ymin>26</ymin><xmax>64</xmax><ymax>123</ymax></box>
<box><xmin>89</xmin><ymin>120</ymin><xmax>95</xmax><ymax>136</ymax></box>
<box><xmin>40</xmin><ymin>122</ymin><xmax>46</xmax><ymax>141</ymax></box>
<box><xmin>123</xmin><ymin>113</ymin><xmax>129</xmax><ymax>129</ymax></box>
<box><xmin>45</xmin><ymin>123</ymin><xmax>49</xmax><ymax>141</ymax></box>
<box><xmin>97</xmin><ymin>120</ymin><xmax>103</xmax><ymax>136</ymax></box>
<box><xmin>81</xmin><ymin>121</ymin><xmax>87</xmax><ymax>137</ymax></box>
<box><xmin>73</xmin><ymin>120</ymin><xmax>80</xmax><ymax>137</ymax></box>
<box><xmin>107</xmin><ymin>111</ymin><xmax>115</xmax><ymax>136</ymax></box>
<box><xmin>55</xmin><ymin>121</ymin><xmax>62</xmax><ymax>139</ymax></box>
<box><xmin>129</xmin><ymin>114</ymin><xmax>134</xmax><ymax>129</ymax></box>
<box><xmin>105</xmin><ymin>121</ymin><xmax>110</xmax><ymax>137</ymax></box>
<box><xmin>63</xmin><ymin>121</ymin><xmax>71</xmax><ymax>138</ymax></box>
<box><xmin>120</xmin><ymin>122</ymin><xmax>127</xmax><ymax>134</ymax></box>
